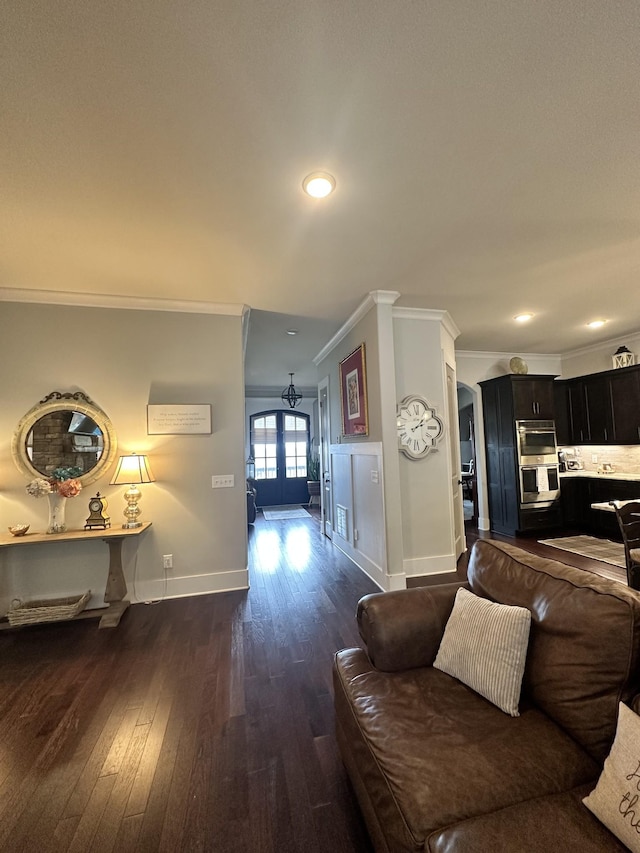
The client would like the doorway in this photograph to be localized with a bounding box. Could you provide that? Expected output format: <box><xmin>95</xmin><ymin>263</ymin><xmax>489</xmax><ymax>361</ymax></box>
<box><xmin>457</xmin><ymin>385</ymin><xmax>478</xmax><ymax>528</ymax></box>
<box><xmin>250</xmin><ymin>410</ymin><xmax>310</xmax><ymax>507</ymax></box>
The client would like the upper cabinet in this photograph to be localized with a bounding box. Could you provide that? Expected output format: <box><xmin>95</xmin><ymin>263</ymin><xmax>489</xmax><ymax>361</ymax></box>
<box><xmin>511</xmin><ymin>377</ymin><xmax>556</xmax><ymax>420</ymax></box>
<box><xmin>609</xmin><ymin>368</ymin><xmax>640</xmax><ymax>444</ymax></box>
<box><xmin>557</xmin><ymin>365</ymin><xmax>640</xmax><ymax>446</ymax></box>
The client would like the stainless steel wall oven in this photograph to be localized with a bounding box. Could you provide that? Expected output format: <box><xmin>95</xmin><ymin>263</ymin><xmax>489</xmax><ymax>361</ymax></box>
<box><xmin>516</xmin><ymin>420</ymin><xmax>560</xmax><ymax>508</ymax></box>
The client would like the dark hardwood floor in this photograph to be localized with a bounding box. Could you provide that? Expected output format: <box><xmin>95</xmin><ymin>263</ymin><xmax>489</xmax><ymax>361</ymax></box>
<box><xmin>0</xmin><ymin>511</ymin><xmax>628</xmax><ymax>852</ymax></box>
<box><xmin>0</xmin><ymin>510</ymin><xmax>377</xmax><ymax>853</ymax></box>
<box><xmin>464</xmin><ymin>524</ymin><xmax>628</xmax><ymax>585</ymax></box>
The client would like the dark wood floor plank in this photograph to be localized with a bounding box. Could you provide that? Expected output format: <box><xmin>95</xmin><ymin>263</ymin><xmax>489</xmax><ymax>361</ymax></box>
<box><xmin>67</xmin><ymin>773</ymin><xmax>117</xmax><ymax>853</ymax></box>
<box><xmin>6</xmin><ymin>511</ymin><xmax>620</xmax><ymax>852</ymax></box>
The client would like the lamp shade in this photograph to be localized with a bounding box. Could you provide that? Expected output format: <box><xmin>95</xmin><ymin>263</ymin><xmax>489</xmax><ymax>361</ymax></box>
<box><xmin>110</xmin><ymin>453</ymin><xmax>155</xmax><ymax>485</ymax></box>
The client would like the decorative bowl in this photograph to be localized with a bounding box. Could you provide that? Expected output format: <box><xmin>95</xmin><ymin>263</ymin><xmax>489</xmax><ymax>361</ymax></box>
<box><xmin>509</xmin><ymin>356</ymin><xmax>529</xmax><ymax>375</ymax></box>
<box><xmin>8</xmin><ymin>524</ymin><xmax>30</xmax><ymax>537</ymax></box>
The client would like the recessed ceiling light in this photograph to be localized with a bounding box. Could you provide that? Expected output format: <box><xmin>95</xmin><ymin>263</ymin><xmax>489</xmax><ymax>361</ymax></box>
<box><xmin>587</xmin><ymin>319</ymin><xmax>607</xmax><ymax>329</ymax></box>
<box><xmin>286</xmin><ymin>329</ymin><xmax>298</xmax><ymax>336</ymax></box>
<box><xmin>514</xmin><ymin>313</ymin><xmax>534</xmax><ymax>323</ymax></box>
<box><xmin>302</xmin><ymin>172</ymin><xmax>336</xmax><ymax>198</ymax></box>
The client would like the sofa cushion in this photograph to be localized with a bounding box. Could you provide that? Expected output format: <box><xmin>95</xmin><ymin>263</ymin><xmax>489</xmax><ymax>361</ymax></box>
<box><xmin>334</xmin><ymin>647</ymin><xmax>600</xmax><ymax>853</ymax></box>
<box><xmin>427</xmin><ymin>784</ymin><xmax>628</xmax><ymax>853</ymax></box>
<box><xmin>433</xmin><ymin>587</ymin><xmax>531</xmax><ymax>716</ymax></box>
<box><xmin>583</xmin><ymin>702</ymin><xmax>640</xmax><ymax>852</ymax></box>
<box><xmin>468</xmin><ymin>539</ymin><xmax>640</xmax><ymax>762</ymax></box>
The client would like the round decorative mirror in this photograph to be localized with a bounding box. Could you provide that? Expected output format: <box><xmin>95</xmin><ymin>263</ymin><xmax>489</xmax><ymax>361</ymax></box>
<box><xmin>12</xmin><ymin>391</ymin><xmax>118</xmax><ymax>486</ymax></box>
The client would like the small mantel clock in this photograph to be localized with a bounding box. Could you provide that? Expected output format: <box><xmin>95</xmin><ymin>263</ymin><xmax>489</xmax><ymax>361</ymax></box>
<box><xmin>84</xmin><ymin>492</ymin><xmax>111</xmax><ymax>530</ymax></box>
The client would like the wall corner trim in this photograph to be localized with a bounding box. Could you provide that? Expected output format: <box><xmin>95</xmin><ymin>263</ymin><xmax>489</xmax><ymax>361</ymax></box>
<box><xmin>313</xmin><ymin>290</ymin><xmax>401</xmax><ymax>364</ymax></box>
<box><xmin>392</xmin><ymin>306</ymin><xmax>461</xmax><ymax>340</ymax></box>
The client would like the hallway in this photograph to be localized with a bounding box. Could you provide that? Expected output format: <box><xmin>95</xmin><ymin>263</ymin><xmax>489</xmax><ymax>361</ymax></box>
<box><xmin>0</xmin><ymin>510</ymin><xmax>377</xmax><ymax>853</ymax></box>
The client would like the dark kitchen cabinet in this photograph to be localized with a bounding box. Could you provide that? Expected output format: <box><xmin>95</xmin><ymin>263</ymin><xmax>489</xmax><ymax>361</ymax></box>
<box><xmin>559</xmin><ymin>365</ymin><xmax>640</xmax><ymax>445</ymax></box>
<box><xmin>480</xmin><ymin>379</ymin><xmax>519</xmax><ymax>535</ymax></box>
<box><xmin>511</xmin><ymin>377</ymin><xmax>556</xmax><ymax>420</ymax></box>
<box><xmin>566</xmin><ymin>379</ymin><xmax>591</xmax><ymax>444</ymax></box>
<box><xmin>583</xmin><ymin>375</ymin><xmax>613</xmax><ymax>443</ymax></box>
<box><xmin>610</xmin><ymin>368</ymin><xmax>640</xmax><ymax>444</ymax></box>
<box><xmin>480</xmin><ymin>374</ymin><xmax>560</xmax><ymax>536</ymax></box>
<box><xmin>560</xmin><ymin>475</ymin><xmax>640</xmax><ymax>539</ymax></box>
<box><xmin>553</xmin><ymin>381</ymin><xmax>571</xmax><ymax>445</ymax></box>
<box><xmin>560</xmin><ymin>476</ymin><xmax>589</xmax><ymax>528</ymax></box>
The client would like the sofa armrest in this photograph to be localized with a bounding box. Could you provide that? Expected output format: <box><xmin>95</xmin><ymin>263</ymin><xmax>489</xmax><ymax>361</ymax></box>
<box><xmin>357</xmin><ymin>582</ymin><xmax>468</xmax><ymax>672</ymax></box>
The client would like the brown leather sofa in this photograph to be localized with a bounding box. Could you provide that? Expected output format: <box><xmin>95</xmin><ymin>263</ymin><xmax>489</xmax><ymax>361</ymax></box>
<box><xmin>333</xmin><ymin>539</ymin><xmax>640</xmax><ymax>852</ymax></box>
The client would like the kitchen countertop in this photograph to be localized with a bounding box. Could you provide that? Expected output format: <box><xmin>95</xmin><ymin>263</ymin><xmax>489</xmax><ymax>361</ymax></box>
<box><xmin>591</xmin><ymin>499</ymin><xmax>640</xmax><ymax>512</ymax></box>
<box><xmin>560</xmin><ymin>470</ymin><xmax>640</xmax><ymax>482</ymax></box>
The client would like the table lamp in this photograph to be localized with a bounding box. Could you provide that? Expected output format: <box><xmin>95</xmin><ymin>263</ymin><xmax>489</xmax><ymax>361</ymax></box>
<box><xmin>110</xmin><ymin>453</ymin><xmax>155</xmax><ymax>528</ymax></box>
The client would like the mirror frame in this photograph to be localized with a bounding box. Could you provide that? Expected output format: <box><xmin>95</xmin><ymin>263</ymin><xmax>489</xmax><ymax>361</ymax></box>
<box><xmin>11</xmin><ymin>391</ymin><xmax>118</xmax><ymax>486</ymax></box>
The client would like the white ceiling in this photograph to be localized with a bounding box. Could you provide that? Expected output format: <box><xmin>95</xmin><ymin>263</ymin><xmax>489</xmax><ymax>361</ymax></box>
<box><xmin>3</xmin><ymin>1</ymin><xmax>640</xmax><ymax>387</ymax></box>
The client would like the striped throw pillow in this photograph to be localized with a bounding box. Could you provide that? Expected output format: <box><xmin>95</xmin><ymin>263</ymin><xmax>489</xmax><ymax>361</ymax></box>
<box><xmin>433</xmin><ymin>588</ymin><xmax>531</xmax><ymax>716</ymax></box>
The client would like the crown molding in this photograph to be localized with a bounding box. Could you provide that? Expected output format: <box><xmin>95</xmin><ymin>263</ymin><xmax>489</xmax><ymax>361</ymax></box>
<box><xmin>0</xmin><ymin>287</ymin><xmax>247</xmax><ymax>316</ymax></box>
<box><xmin>558</xmin><ymin>330</ymin><xmax>640</xmax><ymax>361</ymax></box>
<box><xmin>313</xmin><ymin>290</ymin><xmax>401</xmax><ymax>364</ymax></box>
<box><xmin>455</xmin><ymin>349</ymin><xmax>560</xmax><ymax>360</ymax></box>
<box><xmin>392</xmin><ymin>306</ymin><xmax>461</xmax><ymax>340</ymax></box>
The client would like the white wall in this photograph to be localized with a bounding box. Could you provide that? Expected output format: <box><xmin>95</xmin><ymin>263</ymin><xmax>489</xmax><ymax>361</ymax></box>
<box><xmin>560</xmin><ymin>332</ymin><xmax>640</xmax><ymax>379</ymax></box>
<box><xmin>315</xmin><ymin>293</ymin><xmax>461</xmax><ymax>587</ymax></box>
<box><xmin>393</xmin><ymin>311</ymin><xmax>460</xmax><ymax>577</ymax></box>
<box><xmin>330</xmin><ymin>443</ymin><xmax>386</xmax><ymax>589</ymax></box>
<box><xmin>0</xmin><ymin>301</ymin><xmax>248</xmax><ymax>614</ymax></box>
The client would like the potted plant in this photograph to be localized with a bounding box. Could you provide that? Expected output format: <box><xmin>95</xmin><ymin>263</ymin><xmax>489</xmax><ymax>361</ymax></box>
<box><xmin>307</xmin><ymin>452</ymin><xmax>321</xmax><ymax>504</ymax></box>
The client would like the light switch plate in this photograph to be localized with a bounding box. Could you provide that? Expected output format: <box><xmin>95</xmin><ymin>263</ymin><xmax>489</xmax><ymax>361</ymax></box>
<box><xmin>212</xmin><ymin>475</ymin><xmax>235</xmax><ymax>488</ymax></box>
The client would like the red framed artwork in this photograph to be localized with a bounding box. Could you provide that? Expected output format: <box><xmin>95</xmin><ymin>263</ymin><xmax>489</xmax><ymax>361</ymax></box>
<box><xmin>339</xmin><ymin>343</ymin><xmax>368</xmax><ymax>436</ymax></box>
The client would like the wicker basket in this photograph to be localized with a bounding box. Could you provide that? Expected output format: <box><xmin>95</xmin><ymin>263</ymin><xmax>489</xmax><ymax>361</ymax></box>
<box><xmin>7</xmin><ymin>590</ymin><xmax>91</xmax><ymax>627</ymax></box>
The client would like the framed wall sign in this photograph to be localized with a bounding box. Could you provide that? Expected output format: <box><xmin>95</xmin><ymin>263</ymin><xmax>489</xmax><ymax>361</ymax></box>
<box><xmin>339</xmin><ymin>343</ymin><xmax>368</xmax><ymax>437</ymax></box>
<box><xmin>147</xmin><ymin>404</ymin><xmax>212</xmax><ymax>435</ymax></box>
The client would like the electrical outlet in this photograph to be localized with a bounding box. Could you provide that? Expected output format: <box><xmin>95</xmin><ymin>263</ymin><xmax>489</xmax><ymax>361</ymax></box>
<box><xmin>592</xmin><ymin>454</ymin><xmax>598</xmax><ymax>463</ymax></box>
<box><xmin>212</xmin><ymin>475</ymin><xmax>235</xmax><ymax>488</ymax></box>
<box><xmin>163</xmin><ymin>554</ymin><xmax>173</xmax><ymax>570</ymax></box>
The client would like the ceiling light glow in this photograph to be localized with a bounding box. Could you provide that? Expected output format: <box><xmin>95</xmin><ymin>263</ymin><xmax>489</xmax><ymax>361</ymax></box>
<box><xmin>514</xmin><ymin>313</ymin><xmax>534</xmax><ymax>323</ymax></box>
<box><xmin>587</xmin><ymin>320</ymin><xmax>606</xmax><ymax>329</ymax></box>
<box><xmin>302</xmin><ymin>172</ymin><xmax>336</xmax><ymax>198</ymax></box>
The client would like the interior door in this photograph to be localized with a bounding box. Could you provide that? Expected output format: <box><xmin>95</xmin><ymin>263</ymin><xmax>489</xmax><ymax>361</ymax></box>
<box><xmin>447</xmin><ymin>365</ymin><xmax>465</xmax><ymax>560</ymax></box>
<box><xmin>318</xmin><ymin>377</ymin><xmax>332</xmax><ymax>539</ymax></box>
<box><xmin>250</xmin><ymin>410</ymin><xmax>310</xmax><ymax>507</ymax></box>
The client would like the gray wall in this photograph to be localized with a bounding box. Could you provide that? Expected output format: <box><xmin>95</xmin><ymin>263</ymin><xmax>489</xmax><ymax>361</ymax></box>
<box><xmin>0</xmin><ymin>301</ymin><xmax>248</xmax><ymax>612</ymax></box>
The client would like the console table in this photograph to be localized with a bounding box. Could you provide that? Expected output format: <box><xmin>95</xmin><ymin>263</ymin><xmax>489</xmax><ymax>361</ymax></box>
<box><xmin>0</xmin><ymin>522</ymin><xmax>152</xmax><ymax>629</ymax></box>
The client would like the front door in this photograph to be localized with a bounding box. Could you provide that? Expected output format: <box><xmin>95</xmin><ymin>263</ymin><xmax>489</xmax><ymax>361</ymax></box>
<box><xmin>250</xmin><ymin>410</ymin><xmax>310</xmax><ymax>507</ymax></box>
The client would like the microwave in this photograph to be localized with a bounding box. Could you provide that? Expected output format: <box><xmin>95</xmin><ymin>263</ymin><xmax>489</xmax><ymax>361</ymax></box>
<box><xmin>516</xmin><ymin>420</ymin><xmax>558</xmax><ymax>463</ymax></box>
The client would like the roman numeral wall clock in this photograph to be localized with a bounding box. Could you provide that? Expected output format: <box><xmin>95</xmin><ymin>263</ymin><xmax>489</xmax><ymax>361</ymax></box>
<box><xmin>396</xmin><ymin>394</ymin><xmax>444</xmax><ymax>460</ymax></box>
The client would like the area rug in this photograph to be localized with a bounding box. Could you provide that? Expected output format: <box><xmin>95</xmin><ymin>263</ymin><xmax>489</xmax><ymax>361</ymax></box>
<box><xmin>538</xmin><ymin>535</ymin><xmax>625</xmax><ymax>568</ymax></box>
<box><xmin>262</xmin><ymin>506</ymin><xmax>311</xmax><ymax>521</ymax></box>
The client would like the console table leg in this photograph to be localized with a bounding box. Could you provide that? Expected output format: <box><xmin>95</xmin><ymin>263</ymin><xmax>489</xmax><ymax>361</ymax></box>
<box><xmin>103</xmin><ymin>537</ymin><xmax>127</xmax><ymax>602</ymax></box>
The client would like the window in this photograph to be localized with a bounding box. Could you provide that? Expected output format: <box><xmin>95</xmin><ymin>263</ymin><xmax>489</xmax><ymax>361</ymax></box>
<box><xmin>284</xmin><ymin>414</ymin><xmax>308</xmax><ymax>478</ymax></box>
<box><xmin>252</xmin><ymin>414</ymin><xmax>278</xmax><ymax>480</ymax></box>
<box><xmin>250</xmin><ymin>411</ymin><xmax>309</xmax><ymax>480</ymax></box>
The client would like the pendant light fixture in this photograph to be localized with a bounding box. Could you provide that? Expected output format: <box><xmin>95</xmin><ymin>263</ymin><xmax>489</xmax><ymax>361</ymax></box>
<box><xmin>281</xmin><ymin>373</ymin><xmax>303</xmax><ymax>408</ymax></box>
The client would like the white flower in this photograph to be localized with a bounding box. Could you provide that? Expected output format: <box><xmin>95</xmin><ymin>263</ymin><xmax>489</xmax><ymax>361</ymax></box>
<box><xmin>26</xmin><ymin>478</ymin><xmax>52</xmax><ymax>498</ymax></box>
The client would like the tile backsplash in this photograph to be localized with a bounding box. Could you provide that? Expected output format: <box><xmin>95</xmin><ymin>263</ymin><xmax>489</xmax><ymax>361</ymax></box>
<box><xmin>559</xmin><ymin>445</ymin><xmax>640</xmax><ymax>475</ymax></box>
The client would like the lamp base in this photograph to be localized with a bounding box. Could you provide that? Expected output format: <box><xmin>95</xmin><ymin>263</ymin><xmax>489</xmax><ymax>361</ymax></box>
<box><xmin>121</xmin><ymin>521</ymin><xmax>143</xmax><ymax>529</ymax></box>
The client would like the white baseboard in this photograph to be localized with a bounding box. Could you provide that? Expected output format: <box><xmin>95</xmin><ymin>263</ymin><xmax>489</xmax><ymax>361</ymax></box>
<box><xmin>332</xmin><ymin>534</ymin><xmax>388</xmax><ymax>591</ymax></box>
<box><xmin>130</xmin><ymin>568</ymin><xmax>249</xmax><ymax>603</ymax></box>
<box><xmin>403</xmin><ymin>553</ymin><xmax>457</xmax><ymax>578</ymax></box>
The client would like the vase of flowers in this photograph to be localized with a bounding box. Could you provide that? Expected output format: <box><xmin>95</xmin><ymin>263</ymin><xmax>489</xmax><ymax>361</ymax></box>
<box><xmin>26</xmin><ymin>467</ymin><xmax>83</xmax><ymax>534</ymax></box>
